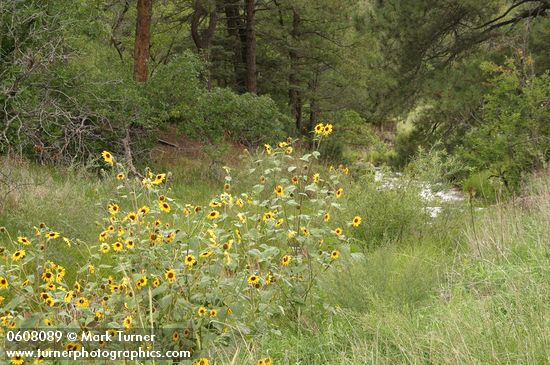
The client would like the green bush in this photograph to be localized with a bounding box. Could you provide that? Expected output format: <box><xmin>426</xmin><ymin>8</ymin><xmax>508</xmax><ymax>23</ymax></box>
<box><xmin>459</xmin><ymin>58</ymin><xmax>550</xmax><ymax>191</ymax></box>
<box><xmin>461</xmin><ymin>169</ymin><xmax>504</xmax><ymax>202</ymax></box>
<box><xmin>346</xmin><ymin>173</ymin><xmax>430</xmax><ymax>250</ymax></box>
<box><xmin>177</xmin><ymin>88</ymin><xmax>290</xmax><ymax>145</ymax></box>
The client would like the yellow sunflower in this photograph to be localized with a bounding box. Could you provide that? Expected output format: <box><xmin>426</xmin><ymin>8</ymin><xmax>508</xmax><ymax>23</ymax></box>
<box><xmin>64</xmin><ymin>290</ymin><xmax>74</xmax><ymax>303</ymax></box>
<box><xmin>184</xmin><ymin>254</ymin><xmax>196</xmax><ymax>268</ymax></box>
<box><xmin>100</xmin><ymin>243</ymin><xmax>110</xmax><ymax>253</ymax></box>
<box><xmin>314</xmin><ymin>123</ymin><xmax>325</xmax><ymax>134</ymax></box>
<box><xmin>334</xmin><ymin>227</ymin><xmax>343</xmax><ymax>236</ymax></box>
<box><xmin>281</xmin><ymin>255</ymin><xmax>292</xmax><ymax>267</ymax></box>
<box><xmin>207</xmin><ymin>210</ymin><xmax>220</xmax><ymax>220</ymax></box>
<box><xmin>108</xmin><ymin>203</ymin><xmax>120</xmax><ymax>215</ymax></box>
<box><xmin>159</xmin><ymin>201</ymin><xmax>171</xmax><ymax>213</ymax></box>
<box><xmin>12</xmin><ymin>250</ymin><xmax>25</xmax><ymax>262</ymax></box>
<box><xmin>165</xmin><ymin>269</ymin><xmax>176</xmax><ymax>282</ymax></box>
<box><xmin>247</xmin><ymin>275</ymin><xmax>260</xmax><ymax>286</ymax></box>
<box><xmin>0</xmin><ymin>276</ymin><xmax>8</xmax><ymax>289</ymax></box>
<box><xmin>200</xmin><ymin>250</ymin><xmax>214</xmax><ymax>259</ymax></box>
<box><xmin>116</xmin><ymin>173</ymin><xmax>125</xmax><ymax>181</ymax></box>
<box><xmin>352</xmin><ymin>215</ymin><xmax>362</xmax><ymax>227</ymax></box>
<box><xmin>101</xmin><ymin>151</ymin><xmax>114</xmax><ymax>165</ymax></box>
<box><xmin>46</xmin><ymin>231</ymin><xmax>60</xmax><ymax>240</ymax></box>
<box><xmin>135</xmin><ymin>276</ymin><xmax>147</xmax><ymax>289</ymax></box>
<box><xmin>152</xmin><ymin>277</ymin><xmax>161</xmax><ymax>288</ymax></box>
<box><xmin>10</xmin><ymin>355</ymin><xmax>25</xmax><ymax>365</ymax></box>
<box><xmin>323</xmin><ymin>123</ymin><xmax>333</xmax><ymax>136</ymax></box>
<box><xmin>17</xmin><ymin>236</ymin><xmax>31</xmax><ymax>245</ymax></box>
<box><xmin>197</xmin><ymin>306</ymin><xmax>207</xmax><ymax>316</ymax></box>
<box><xmin>335</xmin><ymin>187</ymin><xmax>343</xmax><ymax>199</ymax></box>
<box><xmin>75</xmin><ymin>297</ymin><xmax>90</xmax><ymax>309</ymax></box>
<box><xmin>274</xmin><ymin>185</ymin><xmax>284</xmax><ymax>197</ymax></box>
<box><xmin>123</xmin><ymin>315</ymin><xmax>132</xmax><ymax>329</ymax></box>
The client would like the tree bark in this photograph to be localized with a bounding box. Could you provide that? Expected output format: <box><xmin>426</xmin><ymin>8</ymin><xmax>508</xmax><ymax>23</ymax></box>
<box><xmin>289</xmin><ymin>7</ymin><xmax>302</xmax><ymax>132</ymax></box>
<box><xmin>191</xmin><ymin>1</ymin><xmax>219</xmax><ymax>90</ymax></box>
<box><xmin>224</xmin><ymin>0</ymin><xmax>247</xmax><ymax>92</ymax></box>
<box><xmin>245</xmin><ymin>0</ymin><xmax>257</xmax><ymax>93</ymax></box>
<box><xmin>133</xmin><ymin>0</ymin><xmax>152</xmax><ymax>82</ymax></box>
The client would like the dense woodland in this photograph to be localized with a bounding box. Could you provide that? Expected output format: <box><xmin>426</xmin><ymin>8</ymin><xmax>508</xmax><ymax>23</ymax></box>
<box><xmin>1</xmin><ymin>0</ymin><xmax>550</xmax><ymax>186</ymax></box>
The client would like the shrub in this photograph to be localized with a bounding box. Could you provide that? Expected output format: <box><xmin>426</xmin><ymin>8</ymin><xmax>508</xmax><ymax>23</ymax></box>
<box><xmin>459</xmin><ymin>58</ymin><xmax>550</xmax><ymax>191</ymax></box>
<box><xmin>177</xmin><ymin>88</ymin><xmax>290</xmax><ymax>145</ymax></box>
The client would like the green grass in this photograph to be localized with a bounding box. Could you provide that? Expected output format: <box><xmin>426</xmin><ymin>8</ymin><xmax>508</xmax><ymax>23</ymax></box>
<box><xmin>1</xmin><ymin>157</ymin><xmax>549</xmax><ymax>364</ymax></box>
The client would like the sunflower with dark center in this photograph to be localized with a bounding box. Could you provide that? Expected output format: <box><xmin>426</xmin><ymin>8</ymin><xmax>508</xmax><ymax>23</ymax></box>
<box><xmin>324</xmin><ymin>212</ymin><xmax>331</xmax><ymax>222</ymax></box>
<box><xmin>46</xmin><ymin>231</ymin><xmax>60</xmax><ymax>239</ymax></box>
<box><xmin>17</xmin><ymin>236</ymin><xmax>31</xmax><ymax>245</ymax></box>
<box><xmin>209</xmin><ymin>309</ymin><xmax>218</xmax><ymax>317</ymax></box>
<box><xmin>207</xmin><ymin>210</ymin><xmax>220</xmax><ymax>220</ymax></box>
<box><xmin>0</xmin><ymin>277</ymin><xmax>8</xmax><ymax>288</ymax></box>
<box><xmin>12</xmin><ymin>250</ymin><xmax>25</xmax><ymax>261</ymax></box>
<box><xmin>172</xmin><ymin>331</ymin><xmax>179</xmax><ymax>342</ymax></box>
<box><xmin>108</xmin><ymin>203</ymin><xmax>119</xmax><ymax>215</ymax></box>
<box><xmin>200</xmin><ymin>250</ymin><xmax>214</xmax><ymax>258</ymax></box>
<box><xmin>184</xmin><ymin>254</ymin><xmax>196</xmax><ymax>267</ymax></box>
<box><xmin>153</xmin><ymin>173</ymin><xmax>166</xmax><ymax>185</ymax></box>
<box><xmin>76</xmin><ymin>297</ymin><xmax>90</xmax><ymax>309</ymax></box>
<box><xmin>352</xmin><ymin>215</ymin><xmax>362</xmax><ymax>227</ymax></box>
<box><xmin>247</xmin><ymin>275</ymin><xmax>260</xmax><ymax>286</ymax></box>
<box><xmin>274</xmin><ymin>185</ymin><xmax>284</xmax><ymax>197</ymax></box>
<box><xmin>335</xmin><ymin>187</ymin><xmax>343</xmax><ymax>198</ymax></box>
<box><xmin>42</xmin><ymin>271</ymin><xmax>53</xmax><ymax>283</ymax></box>
<box><xmin>159</xmin><ymin>201</ymin><xmax>171</xmax><ymax>213</ymax></box>
<box><xmin>334</xmin><ymin>227</ymin><xmax>343</xmax><ymax>236</ymax></box>
<box><xmin>281</xmin><ymin>255</ymin><xmax>292</xmax><ymax>266</ymax></box>
<box><xmin>197</xmin><ymin>306</ymin><xmax>207</xmax><ymax>316</ymax></box>
<box><xmin>314</xmin><ymin>123</ymin><xmax>324</xmax><ymax>134</ymax></box>
<box><xmin>100</xmin><ymin>243</ymin><xmax>110</xmax><ymax>253</ymax></box>
<box><xmin>291</xmin><ymin>176</ymin><xmax>299</xmax><ymax>184</ymax></box>
<box><xmin>101</xmin><ymin>151</ymin><xmax>114</xmax><ymax>164</ymax></box>
<box><xmin>152</xmin><ymin>277</ymin><xmax>161</xmax><ymax>287</ymax></box>
<box><xmin>10</xmin><ymin>355</ymin><xmax>24</xmax><ymax>365</ymax></box>
<box><xmin>165</xmin><ymin>269</ymin><xmax>176</xmax><ymax>282</ymax></box>
<box><xmin>135</xmin><ymin>276</ymin><xmax>147</xmax><ymax>289</ymax></box>
<box><xmin>331</xmin><ymin>250</ymin><xmax>340</xmax><ymax>260</ymax></box>
<box><xmin>125</xmin><ymin>239</ymin><xmax>135</xmax><ymax>249</ymax></box>
<box><xmin>112</xmin><ymin>242</ymin><xmax>124</xmax><ymax>251</ymax></box>
<box><xmin>126</xmin><ymin>212</ymin><xmax>137</xmax><ymax>222</ymax></box>
<box><xmin>123</xmin><ymin>316</ymin><xmax>132</xmax><ymax>329</ymax></box>
<box><xmin>138</xmin><ymin>205</ymin><xmax>150</xmax><ymax>216</ymax></box>
<box><xmin>64</xmin><ymin>290</ymin><xmax>74</xmax><ymax>302</ymax></box>
<box><xmin>116</xmin><ymin>173</ymin><xmax>125</xmax><ymax>181</ymax></box>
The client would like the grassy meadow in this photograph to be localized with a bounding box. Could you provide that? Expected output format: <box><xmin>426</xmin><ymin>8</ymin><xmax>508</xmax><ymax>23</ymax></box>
<box><xmin>1</xmin><ymin>144</ymin><xmax>548</xmax><ymax>364</ymax></box>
